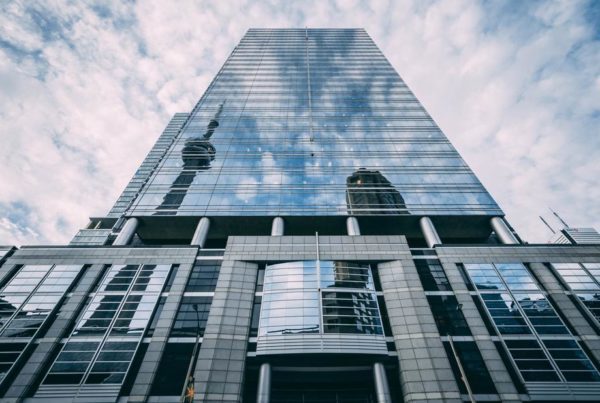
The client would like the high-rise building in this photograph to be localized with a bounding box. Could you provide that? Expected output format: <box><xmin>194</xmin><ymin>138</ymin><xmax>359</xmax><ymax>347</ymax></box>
<box><xmin>1</xmin><ymin>28</ymin><xmax>599</xmax><ymax>403</ymax></box>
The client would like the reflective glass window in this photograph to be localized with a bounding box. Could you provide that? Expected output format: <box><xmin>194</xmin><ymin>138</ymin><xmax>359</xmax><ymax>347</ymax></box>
<box><xmin>414</xmin><ymin>259</ymin><xmax>451</xmax><ymax>291</ymax></box>
<box><xmin>258</xmin><ymin>261</ymin><xmax>384</xmax><ymax>337</ymax></box>
<box><xmin>443</xmin><ymin>341</ymin><xmax>497</xmax><ymax>394</ymax></box>
<box><xmin>427</xmin><ymin>295</ymin><xmax>471</xmax><ymax>336</ymax></box>
<box><xmin>185</xmin><ymin>260</ymin><xmax>221</xmax><ymax>292</ymax></box>
<box><xmin>41</xmin><ymin>264</ymin><xmax>172</xmax><ymax>389</ymax></box>
<box><xmin>171</xmin><ymin>296</ymin><xmax>212</xmax><ymax>337</ymax></box>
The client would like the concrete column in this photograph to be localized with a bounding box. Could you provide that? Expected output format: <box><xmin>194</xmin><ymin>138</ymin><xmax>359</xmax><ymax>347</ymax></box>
<box><xmin>256</xmin><ymin>363</ymin><xmax>271</xmax><ymax>403</ymax></box>
<box><xmin>271</xmin><ymin>217</ymin><xmax>284</xmax><ymax>236</ymax></box>
<box><xmin>419</xmin><ymin>216</ymin><xmax>441</xmax><ymax>248</ymax></box>
<box><xmin>113</xmin><ymin>217</ymin><xmax>139</xmax><ymax>246</ymax></box>
<box><xmin>346</xmin><ymin>216</ymin><xmax>361</xmax><ymax>236</ymax></box>
<box><xmin>191</xmin><ymin>217</ymin><xmax>210</xmax><ymax>247</ymax></box>
<box><xmin>490</xmin><ymin>217</ymin><xmax>519</xmax><ymax>245</ymax></box>
<box><xmin>373</xmin><ymin>362</ymin><xmax>392</xmax><ymax>403</ymax></box>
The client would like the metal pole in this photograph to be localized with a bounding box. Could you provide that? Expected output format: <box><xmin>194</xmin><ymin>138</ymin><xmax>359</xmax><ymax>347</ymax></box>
<box><xmin>419</xmin><ymin>216</ymin><xmax>441</xmax><ymax>248</ymax></box>
<box><xmin>256</xmin><ymin>363</ymin><xmax>271</xmax><ymax>403</ymax></box>
<box><xmin>191</xmin><ymin>217</ymin><xmax>210</xmax><ymax>247</ymax></box>
<box><xmin>346</xmin><ymin>216</ymin><xmax>361</xmax><ymax>236</ymax></box>
<box><xmin>271</xmin><ymin>217</ymin><xmax>284</xmax><ymax>236</ymax></box>
<box><xmin>113</xmin><ymin>217</ymin><xmax>139</xmax><ymax>246</ymax></box>
<box><xmin>373</xmin><ymin>362</ymin><xmax>392</xmax><ymax>403</ymax></box>
<box><xmin>181</xmin><ymin>304</ymin><xmax>202</xmax><ymax>403</ymax></box>
<box><xmin>447</xmin><ymin>334</ymin><xmax>475</xmax><ymax>403</ymax></box>
<box><xmin>490</xmin><ymin>217</ymin><xmax>519</xmax><ymax>244</ymax></box>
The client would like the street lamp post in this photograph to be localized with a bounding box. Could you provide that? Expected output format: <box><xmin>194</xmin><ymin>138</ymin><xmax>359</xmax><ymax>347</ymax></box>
<box><xmin>181</xmin><ymin>303</ymin><xmax>202</xmax><ymax>403</ymax></box>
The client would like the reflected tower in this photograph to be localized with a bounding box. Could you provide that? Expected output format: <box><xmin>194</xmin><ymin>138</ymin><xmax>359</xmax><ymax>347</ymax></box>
<box><xmin>346</xmin><ymin>168</ymin><xmax>408</xmax><ymax>215</ymax></box>
<box><xmin>154</xmin><ymin>103</ymin><xmax>223</xmax><ymax>215</ymax></box>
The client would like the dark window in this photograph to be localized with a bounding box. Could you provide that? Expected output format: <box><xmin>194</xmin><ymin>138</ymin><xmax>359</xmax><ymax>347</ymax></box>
<box><xmin>371</xmin><ymin>265</ymin><xmax>383</xmax><ymax>291</ymax></box>
<box><xmin>493</xmin><ymin>341</ymin><xmax>526</xmax><ymax>393</ymax></box>
<box><xmin>171</xmin><ymin>296</ymin><xmax>212</xmax><ymax>337</ymax></box>
<box><xmin>120</xmin><ymin>343</ymin><xmax>148</xmax><ymax>395</ymax></box>
<box><xmin>249</xmin><ymin>296</ymin><xmax>261</xmax><ymax>337</ymax></box>
<box><xmin>377</xmin><ymin>296</ymin><xmax>393</xmax><ymax>336</ymax></box>
<box><xmin>163</xmin><ymin>264</ymin><xmax>179</xmax><ymax>292</ymax></box>
<box><xmin>427</xmin><ymin>296</ymin><xmax>471</xmax><ymax>336</ymax></box>
<box><xmin>414</xmin><ymin>259</ymin><xmax>451</xmax><ymax>291</ymax></box>
<box><xmin>185</xmin><ymin>261</ymin><xmax>221</xmax><ymax>292</ymax></box>
<box><xmin>443</xmin><ymin>341</ymin><xmax>497</xmax><ymax>394</ymax></box>
<box><xmin>150</xmin><ymin>343</ymin><xmax>194</xmax><ymax>395</ymax></box>
<box><xmin>256</xmin><ymin>266</ymin><xmax>265</xmax><ymax>292</ymax></box>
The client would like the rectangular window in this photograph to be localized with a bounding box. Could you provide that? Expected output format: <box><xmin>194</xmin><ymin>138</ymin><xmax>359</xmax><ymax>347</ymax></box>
<box><xmin>463</xmin><ymin>262</ymin><xmax>600</xmax><ymax>384</ymax></box>
<box><xmin>39</xmin><ymin>264</ymin><xmax>171</xmax><ymax>390</ymax></box>
<box><xmin>150</xmin><ymin>343</ymin><xmax>195</xmax><ymax>395</ymax></box>
<box><xmin>0</xmin><ymin>265</ymin><xmax>83</xmax><ymax>383</ymax></box>
<box><xmin>443</xmin><ymin>341</ymin><xmax>497</xmax><ymax>394</ymax></box>
<box><xmin>427</xmin><ymin>295</ymin><xmax>471</xmax><ymax>336</ymax></box>
<box><xmin>171</xmin><ymin>296</ymin><xmax>212</xmax><ymax>337</ymax></box>
<box><xmin>414</xmin><ymin>259</ymin><xmax>452</xmax><ymax>291</ymax></box>
<box><xmin>185</xmin><ymin>261</ymin><xmax>221</xmax><ymax>292</ymax></box>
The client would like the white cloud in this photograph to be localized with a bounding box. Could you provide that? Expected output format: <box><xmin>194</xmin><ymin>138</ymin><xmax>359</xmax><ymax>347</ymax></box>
<box><xmin>0</xmin><ymin>0</ymin><xmax>598</xmax><ymax>245</ymax></box>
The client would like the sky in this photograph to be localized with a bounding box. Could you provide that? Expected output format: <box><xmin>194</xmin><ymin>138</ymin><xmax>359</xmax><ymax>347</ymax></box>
<box><xmin>0</xmin><ymin>0</ymin><xmax>598</xmax><ymax>246</ymax></box>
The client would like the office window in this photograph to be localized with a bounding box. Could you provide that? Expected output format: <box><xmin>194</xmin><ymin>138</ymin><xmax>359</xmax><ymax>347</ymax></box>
<box><xmin>551</xmin><ymin>263</ymin><xmax>600</xmax><ymax>324</ymax></box>
<box><xmin>40</xmin><ymin>264</ymin><xmax>172</xmax><ymax>390</ymax></box>
<box><xmin>0</xmin><ymin>264</ymin><xmax>82</xmax><ymax>382</ymax></box>
<box><xmin>185</xmin><ymin>260</ymin><xmax>221</xmax><ymax>292</ymax></box>
<box><xmin>463</xmin><ymin>262</ymin><xmax>600</xmax><ymax>384</ymax></box>
<box><xmin>258</xmin><ymin>261</ymin><xmax>384</xmax><ymax>336</ymax></box>
<box><xmin>171</xmin><ymin>296</ymin><xmax>212</xmax><ymax>337</ymax></box>
<box><xmin>427</xmin><ymin>295</ymin><xmax>471</xmax><ymax>336</ymax></box>
<box><xmin>151</xmin><ymin>343</ymin><xmax>195</xmax><ymax>395</ymax></box>
<box><xmin>443</xmin><ymin>341</ymin><xmax>497</xmax><ymax>394</ymax></box>
<box><xmin>414</xmin><ymin>259</ymin><xmax>452</xmax><ymax>291</ymax></box>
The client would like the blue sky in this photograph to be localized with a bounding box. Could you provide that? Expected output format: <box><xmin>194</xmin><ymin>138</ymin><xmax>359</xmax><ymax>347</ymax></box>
<box><xmin>0</xmin><ymin>0</ymin><xmax>598</xmax><ymax>245</ymax></box>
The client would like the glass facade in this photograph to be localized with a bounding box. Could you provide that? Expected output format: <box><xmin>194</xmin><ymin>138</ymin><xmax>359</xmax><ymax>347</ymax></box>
<box><xmin>259</xmin><ymin>261</ymin><xmax>383</xmax><ymax>337</ymax></box>
<box><xmin>41</xmin><ymin>264</ymin><xmax>171</xmax><ymax>386</ymax></box>
<box><xmin>129</xmin><ymin>28</ymin><xmax>500</xmax><ymax>217</ymax></box>
<box><xmin>463</xmin><ymin>263</ymin><xmax>600</xmax><ymax>383</ymax></box>
<box><xmin>0</xmin><ymin>264</ymin><xmax>82</xmax><ymax>383</ymax></box>
<box><xmin>552</xmin><ymin>263</ymin><xmax>600</xmax><ymax>323</ymax></box>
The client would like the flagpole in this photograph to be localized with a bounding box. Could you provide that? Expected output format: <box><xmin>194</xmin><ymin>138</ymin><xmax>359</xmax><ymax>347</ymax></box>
<box><xmin>181</xmin><ymin>303</ymin><xmax>202</xmax><ymax>403</ymax></box>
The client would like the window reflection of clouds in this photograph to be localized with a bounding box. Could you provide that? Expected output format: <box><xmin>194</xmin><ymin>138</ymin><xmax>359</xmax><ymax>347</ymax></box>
<box><xmin>130</xmin><ymin>29</ymin><xmax>501</xmax><ymax>216</ymax></box>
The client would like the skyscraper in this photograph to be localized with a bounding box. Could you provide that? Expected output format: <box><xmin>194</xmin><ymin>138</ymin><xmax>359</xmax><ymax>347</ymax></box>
<box><xmin>1</xmin><ymin>28</ymin><xmax>599</xmax><ymax>403</ymax></box>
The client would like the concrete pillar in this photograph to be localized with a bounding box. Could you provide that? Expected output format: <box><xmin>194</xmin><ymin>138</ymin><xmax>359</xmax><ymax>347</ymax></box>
<box><xmin>373</xmin><ymin>362</ymin><xmax>392</xmax><ymax>403</ymax></box>
<box><xmin>113</xmin><ymin>217</ymin><xmax>139</xmax><ymax>246</ymax></box>
<box><xmin>256</xmin><ymin>363</ymin><xmax>271</xmax><ymax>403</ymax></box>
<box><xmin>346</xmin><ymin>216</ymin><xmax>361</xmax><ymax>236</ymax></box>
<box><xmin>191</xmin><ymin>217</ymin><xmax>210</xmax><ymax>247</ymax></box>
<box><xmin>490</xmin><ymin>217</ymin><xmax>519</xmax><ymax>245</ymax></box>
<box><xmin>271</xmin><ymin>217</ymin><xmax>284</xmax><ymax>236</ymax></box>
<box><xmin>419</xmin><ymin>216</ymin><xmax>441</xmax><ymax>248</ymax></box>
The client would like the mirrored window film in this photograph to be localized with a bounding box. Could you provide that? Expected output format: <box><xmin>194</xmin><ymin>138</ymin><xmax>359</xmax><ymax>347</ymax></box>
<box><xmin>463</xmin><ymin>262</ymin><xmax>600</xmax><ymax>384</ymax></box>
<box><xmin>258</xmin><ymin>261</ymin><xmax>384</xmax><ymax>337</ymax></box>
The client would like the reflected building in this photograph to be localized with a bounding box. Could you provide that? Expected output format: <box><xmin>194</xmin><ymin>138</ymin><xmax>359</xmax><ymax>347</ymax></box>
<box><xmin>154</xmin><ymin>103</ymin><xmax>222</xmax><ymax>215</ymax></box>
<box><xmin>346</xmin><ymin>168</ymin><xmax>408</xmax><ymax>215</ymax></box>
<box><xmin>2</xmin><ymin>28</ymin><xmax>600</xmax><ymax>403</ymax></box>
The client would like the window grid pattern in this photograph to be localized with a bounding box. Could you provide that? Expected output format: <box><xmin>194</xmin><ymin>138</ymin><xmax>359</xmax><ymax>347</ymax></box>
<box><xmin>414</xmin><ymin>259</ymin><xmax>452</xmax><ymax>291</ymax></box>
<box><xmin>259</xmin><ymin>261</ymin><xmax>383</xmax><ymax>337</ymax></box>
<box><xmin>41</xmin><ymin>264</ymin><xmax>171</xmax><ymax>387</ymax></box>
<box><xmin>129</xmin><ymin>28</ymin><xmax>501</xmax><ymax>217</ymax></box>
<box><xmin>463</xmin><ymin>263</ymin><xmax>600</xmax><ymax>384</ymax></box>
<box><xmin>185</xmin><ymin>260</ymin><xmax>221</xmax><ymax>292</ymax></box>
<box><xmin>170</xmin><ymin>296</ymin><xmax>212</xmax><ymax>337</ymax></box>
<box><xmin>552</xmin><ymin>263</ymin><xmax>600</xmax><ymax>323</ymax></box>
<box><xmin>0</xmin><ymin>265</ymin><xmax>82</xmax><ymax>383</ymax></box>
